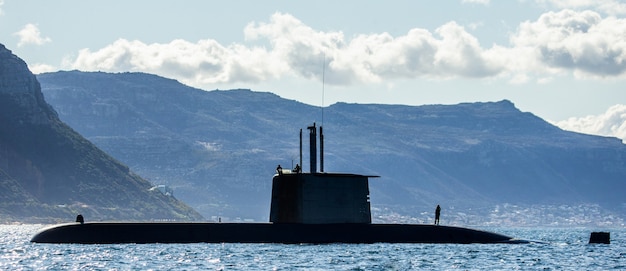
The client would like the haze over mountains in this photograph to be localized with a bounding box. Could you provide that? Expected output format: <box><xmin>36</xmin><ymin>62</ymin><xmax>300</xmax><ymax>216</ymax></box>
<box><xmin>0</xmin><ymin>44</ymin><xmax>202</xmax><ymax>222</ymax></box>
<box><xmin>37</xmin><ymin>70</ymin><xmax>626</xmax><ymax>226</ymax></box>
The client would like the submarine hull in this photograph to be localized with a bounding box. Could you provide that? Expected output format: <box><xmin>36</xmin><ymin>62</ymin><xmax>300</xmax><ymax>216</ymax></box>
<box><xmin>31</xmin><ymin>222</ymin><xmax>522</xmax><ymax>244</ymax></box>
<box><xmin>31</xmin><ymin>126</ymin><xmax>528</xmax><ymax>245</ymax></box>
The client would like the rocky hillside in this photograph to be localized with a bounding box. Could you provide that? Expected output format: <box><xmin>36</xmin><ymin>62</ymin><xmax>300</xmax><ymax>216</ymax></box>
<box><xmin>0</xmin><ymin>44</ymin><xmax>203</xmax><ymax>223</ymax></box>
<box><xmin>38</xmin><ymin>70</ymin><xmax>626</xmax><ymax>225</ymax></box>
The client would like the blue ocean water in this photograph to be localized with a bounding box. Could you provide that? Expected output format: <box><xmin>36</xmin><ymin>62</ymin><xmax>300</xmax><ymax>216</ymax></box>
<box><xmin>1</xmin><ymin>225</ymin><xmax>624</xmax><ymax>270</ymax></box>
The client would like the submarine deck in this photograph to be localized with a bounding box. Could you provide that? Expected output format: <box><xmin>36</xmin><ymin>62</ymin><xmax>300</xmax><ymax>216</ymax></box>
<box><xmin>31</xmin><ymin>222</ymin><xmax>526</xmax><ymax>244</ymax></box>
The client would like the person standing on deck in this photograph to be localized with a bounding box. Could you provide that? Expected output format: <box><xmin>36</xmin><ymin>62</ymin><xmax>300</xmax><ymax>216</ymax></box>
<box><xmin>434</xmin><ymin>205</ymin><xmax>441</xmax><ymax>225</ymax></box>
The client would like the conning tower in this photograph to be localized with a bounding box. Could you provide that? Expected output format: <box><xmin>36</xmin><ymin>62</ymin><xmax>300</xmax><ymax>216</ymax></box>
<box><xmin>270</xmin><ymin>124</ymin><xmax>374</xmax><ymax>224</ymax></box>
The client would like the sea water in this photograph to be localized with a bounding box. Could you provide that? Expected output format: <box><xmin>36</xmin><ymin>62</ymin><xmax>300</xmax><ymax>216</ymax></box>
<box><xmin>1</xmin><ymin>225</ymin><xmax>624</xmax><ymax>270</ymax></box>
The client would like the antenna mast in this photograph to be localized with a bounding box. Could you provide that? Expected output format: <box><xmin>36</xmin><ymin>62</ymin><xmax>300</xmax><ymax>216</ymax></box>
<box><xmin>320</xmin><ymin>53</ymin><xmax>326</xmax><ymax>172</ymax></box>
<box><xmin>321</xmin><ymin>52</ymin><xmax>325</xmax><ymax>126</ymax></box>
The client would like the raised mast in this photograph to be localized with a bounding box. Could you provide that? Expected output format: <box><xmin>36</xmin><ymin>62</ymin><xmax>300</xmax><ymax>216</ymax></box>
<box><xmin>307</xmin><ymin>123</ymin><xmax>317</xmax><ymax>173</ymax></box>
<box><xmin>320</xmin><ymin>125</ymin><xmax>324</xmax><ymax>172</ymax></box>
<box><xmin>299</xmin><ymin>128</ymin><xmax>303</xmax><ymax>173</ymax></box>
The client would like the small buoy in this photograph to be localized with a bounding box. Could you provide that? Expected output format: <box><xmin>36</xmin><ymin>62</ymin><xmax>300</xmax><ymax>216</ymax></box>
<box><xmin>589</xmin><ymin>232</ymin><xmax>610</xmax><ymax>244</ymax></box>
<box><xmin>76</xmin><ymin>214</ymin><xmax>84</xmax><ymax>224</ymax></box>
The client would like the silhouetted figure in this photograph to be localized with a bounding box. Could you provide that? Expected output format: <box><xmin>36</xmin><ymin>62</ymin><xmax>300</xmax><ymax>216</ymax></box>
<box><xmin>76</xmin><ymin>214</ymin><xmax>84</xmax><ymax>224</ymax></box>
<box><xmin>294</xmin><ymin>164</ymin><xmax>301</xmax><ymax>173</ymax></box>
<box><xmin>276</xmin><ymin>164</ymin><xmax>283</xmax><ymax>175</ymax></box>
<box><xmin>434</xmin><ymin>205</ymin><xmax>441</xmax><ymax>225</ymax></box>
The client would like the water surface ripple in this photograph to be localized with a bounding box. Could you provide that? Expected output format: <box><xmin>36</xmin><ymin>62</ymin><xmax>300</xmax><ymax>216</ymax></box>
<box><xmin>2</xmin><ymin>225</ymin><xmax>624</xmax><ymax>270</ymax></box>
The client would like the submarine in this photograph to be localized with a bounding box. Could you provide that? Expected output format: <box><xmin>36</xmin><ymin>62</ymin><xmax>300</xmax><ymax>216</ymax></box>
<box><xmin>31</xmin><ymin>123</ymin><xmax>526</xmax><ymax>244</ymax></box>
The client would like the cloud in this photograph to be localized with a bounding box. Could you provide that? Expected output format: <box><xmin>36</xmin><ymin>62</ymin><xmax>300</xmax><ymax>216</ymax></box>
<box><xmin>14</xmin><ymin>24</ymin><xmax>52</xmax><ymax>47</ymax></box>
<box><xmin>510</xmin><ymin>9</ymin><xmax>626</xmax><ymax>79</ymax></box>
<box><xmin>69</xmin><ymin>38</ymin><xmax>284</xmax><ymax>86</ymax></box>
<box><xmin>245</xmin><ymin>14</ymin><xmax>504</xmax><ymax>83</ymax></box>
<box><xmin>535</xmin><ymin>0</ymin><xmax>626</xmax><ymax>16</ymax></box>
<box><xmin>554</xmin><ymin>104</ymin><xmax>626</xmax><ymax>143</ymax></box>
<box><xmin>68</xmin><ymin>13</ymin><xmax>507</xmax><ymax>87</ymax></box>
<box><xmin>66</xmin><ymin>11</ymin><xmax>626</xmax><ymax>88</ymax></box>
<box><xmin>28</xmin><ymin>63</ymin><xmax>57</xmax><ymax>74</ymax></box>
<box><xmin>0</xmin><ymin>0</ymin><xmax>4</xmax><ymax>16</ymax></box>
<box><xmin>243</xmin><ymin>13</ymin><xmax>344</xmax><ymax>82</ymax></box>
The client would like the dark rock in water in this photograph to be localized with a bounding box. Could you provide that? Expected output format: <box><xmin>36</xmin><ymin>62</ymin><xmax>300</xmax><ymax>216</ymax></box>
<box><xmin>0</xmin><ymin>44</ymin><xmax>203</xmax><ymax>222</ymax></box>
<box><xmin>589</xmin><ymin>232</ymin><xmax>610</xmax><ymax>244</ymax></box>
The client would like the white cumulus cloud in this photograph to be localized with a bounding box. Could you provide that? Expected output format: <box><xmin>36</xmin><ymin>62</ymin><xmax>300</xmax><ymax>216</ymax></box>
<box><xmin>510</xmin><ymin>9</ymin><xmax>626</xmax><ymax>79</ymax></box>
<box><xmin>69</xmin><ymin>38</ymin><xmax>284</xmax><ymax>86</ymax></box>
<box><xmin>28</xmin><ymin>63</ymin><xmax>57</xmax><ymax>74</ymax></box>
<box><xmin>65</xmin><ymin>11</ymin><xmax>626</xmax><ymax>88</ymax></box>
<box><xmin>555</xmin><ymin>104</ymin><xmax>626</xmax><ymax>143</ymax></box>
<box><xmin>14</xmin><ymin>23</ymin><xmax>52</xmax><ymax>47</ymax></box>
<box><xmin>68</xmin><ymin>13</ymin><xmax>508</xmax><ymax>87</ymax></box>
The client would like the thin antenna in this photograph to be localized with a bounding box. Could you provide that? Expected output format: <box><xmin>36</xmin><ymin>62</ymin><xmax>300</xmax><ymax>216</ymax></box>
<box><xmin>320</xmin><ymin>53</ymin><xmax>326</xmax><ymax>172</ymax></box>
<box><xmin>321</xmin><ymin>52</ymin><xmax>325</xmax><ymax>126</ymax></box>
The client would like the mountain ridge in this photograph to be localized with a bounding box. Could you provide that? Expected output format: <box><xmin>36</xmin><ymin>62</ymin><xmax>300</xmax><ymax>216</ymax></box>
<box><xmin>0</xmin><ymin>44</ymin><xmax>203</xmax><ymax>222</ymax></box>
<box><xmin>37</xmin><ymin>70</ymin><xmax>626</xmax><ymax>225</ymax></box>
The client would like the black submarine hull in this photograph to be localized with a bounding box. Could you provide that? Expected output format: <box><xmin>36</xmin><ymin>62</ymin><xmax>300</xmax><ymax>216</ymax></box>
<box><xmin>31</xmin><ymin>222</ymin><xmax>525</xmax><ymax>244</ymax></box>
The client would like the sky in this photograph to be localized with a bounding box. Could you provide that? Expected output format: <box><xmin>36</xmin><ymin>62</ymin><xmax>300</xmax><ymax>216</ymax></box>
<box><xmin>1</xmin><ymin>0</ymin><xmax>625</xmax><ymax>142</ymax></box>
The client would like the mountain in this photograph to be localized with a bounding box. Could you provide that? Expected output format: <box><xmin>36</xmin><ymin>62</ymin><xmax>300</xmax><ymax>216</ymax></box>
<box><xmin>37</xmin><ymin>70</ymin><xmax>626</xmax><ymax>225</ymax></box>
<box><xmin>0</xmin><ymin>44</ymin><xmax>202</xmax><ymax>222</ymax></box>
